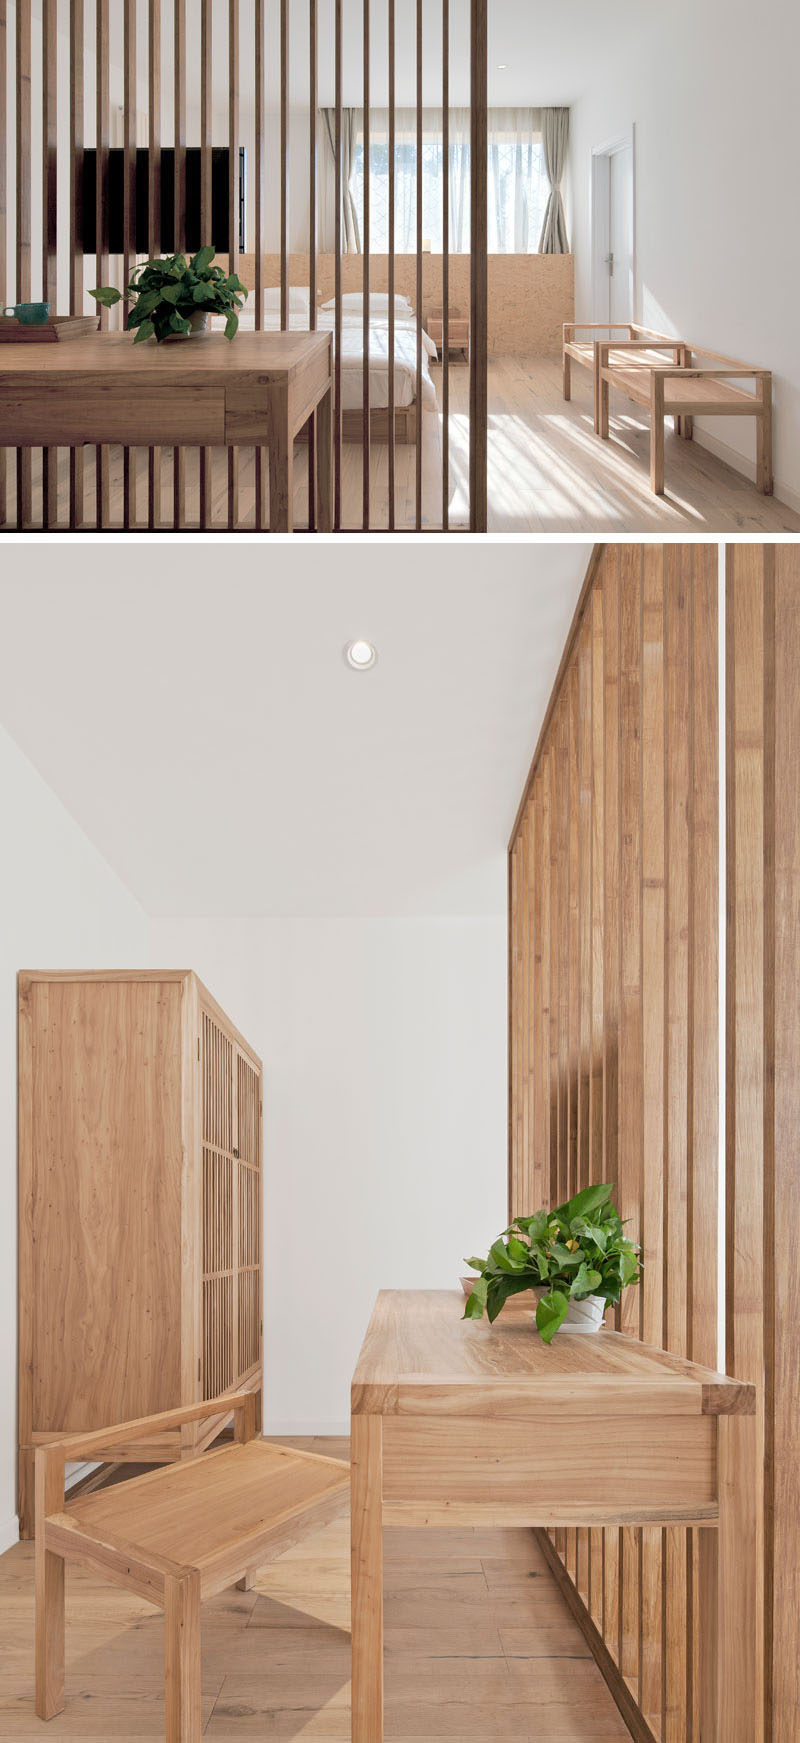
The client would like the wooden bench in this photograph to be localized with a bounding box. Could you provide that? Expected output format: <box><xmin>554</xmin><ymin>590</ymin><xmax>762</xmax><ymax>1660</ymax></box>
<box><xmin>562</xmin><ymin>322</ymin><xmax>682</xmax><ymax>429</ymax></box>
<box><xmin>597</xmin><ymin>338</ymin><xmax>772</xmax><ymax>496</ymax></box>
<box><xmin>34</xmin><ymin>1392</ymin><xmax>350</xmax><ymax>1742</ymax></box>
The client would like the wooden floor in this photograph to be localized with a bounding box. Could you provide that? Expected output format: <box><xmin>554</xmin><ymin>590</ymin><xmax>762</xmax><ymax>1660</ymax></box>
<box><xmin>5</xmin><ymin>356</ymin><xmax>794</xmax><ymax>533</ymax></box>
<box><xmin>0</xmin><ymin>1436</ymin><xmax>630</xmax><ymax>1740</ymax></box>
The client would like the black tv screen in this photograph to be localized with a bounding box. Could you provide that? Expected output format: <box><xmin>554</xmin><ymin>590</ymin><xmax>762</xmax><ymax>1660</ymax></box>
<box><xmin>81</xmin><ymin>147</ymin><xmax>246</xmax><ymax>256</ymax></box>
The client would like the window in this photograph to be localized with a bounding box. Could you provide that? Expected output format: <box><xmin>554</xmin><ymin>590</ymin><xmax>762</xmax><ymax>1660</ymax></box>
<box><xmin>351</xmin><ymin>110</ymin><xmax>548</xmax><ymax>254</ymax></box>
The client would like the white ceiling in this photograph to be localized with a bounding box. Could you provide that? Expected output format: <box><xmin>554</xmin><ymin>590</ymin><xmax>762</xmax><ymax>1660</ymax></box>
<box><xmin>0</xmin><ymin>543</ymin><xmax>589</xmax><ymax>917</ymax></box>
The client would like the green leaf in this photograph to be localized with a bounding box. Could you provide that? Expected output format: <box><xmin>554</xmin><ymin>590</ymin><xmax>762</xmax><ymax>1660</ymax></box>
<box><xmin>193</xmin><ymin>282</ymin><xmax>213</xmax><ymax>303</ymax></box>
<box><xmin>464</xmin><ymin>1256</ymin><xmax>488</xmax><ymax>1273</ymax></box>
<box><xmin>462</xmin><ymin>1276</ymin><xmax>489</xmax><ymax>1319</ymax></box>
<box><xmin>620</xmin><ymin>1248</ymin><xmax>639</xmax><ymax>1286</ymax></box>
<box><xmin>160</xmin><ymin>283</ymin><xmax>183</xmax><ymax>305</ymax></box>
<box><xmin>515</xmin><ymin>1209</ymin><xmax>549</xmax><ymax>1245</ymax></box>
<box><xmin>486</xmin><ymin>1274</ymin><xmax>533</xmax><ymax>1324</ymax></box>
<box><xmin>554</xmin><ymin>1183</ymin><xmax>613</xmax><ymax>1227</ymax></box>
<box><xmin>224</xmin><ymin>310</ymin><xmax>239</xmax><ymax>340</ymax></box>
<box><xmin>132</xmin><ymin>319</ymin><xmax>155</xmax><ymax>343</ymax></box>
<box><xmin>168</xmin><ymin>312</ymin><xmax>191</xmax><ymax>335</ymax></box>
<box><xmin>570</xmin><ymin>1262</ymin><xmax>602</xmax><ymax>1298</ymax></box>
<box><xmin>535</xmin><ymin>1289</ymin><xmax>570</xmax><ymax>1344</ymax></box>
<box><xmin>506</xmin><ymin>1235</ymin><xmax>530</xmax><ymax>1263</ymax></box>
<box><xmin>193</xmin><ymin>245</ymin><xmax>216</xmax><ymax>272</ymax></box>
<box><xmin>489</xmin><ymin>1238</ymin><xmax>524</xmax><ymax>1274</ymax></box>
<box><xmin>572</xmin><ymin>1218</ymin><xmax>608</xmax><ymax>1252</ymax></box>
<box><xmin>90</xmin><ymin>285</ymin><xmax>122</xmax><ymax>307</ymax></box>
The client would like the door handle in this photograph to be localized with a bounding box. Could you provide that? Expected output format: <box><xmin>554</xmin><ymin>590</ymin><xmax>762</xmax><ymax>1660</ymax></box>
<box><xmin>605</xmin><ymin>252</ymin><xmax>614</xmax><ymax>275</ymax></box>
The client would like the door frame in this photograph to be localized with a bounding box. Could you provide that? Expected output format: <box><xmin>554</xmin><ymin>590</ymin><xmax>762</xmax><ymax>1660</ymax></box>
<box><xmin>590</xmin><ymin>127</ymin><xmax>636</xmax><ymax>323</ymax></box>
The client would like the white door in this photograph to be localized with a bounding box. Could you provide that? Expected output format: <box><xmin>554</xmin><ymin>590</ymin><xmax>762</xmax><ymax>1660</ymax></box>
<box><xmin>608</xmin><ymin>143</ymin><xmax>633</xmax><ymax>323</ymax></box>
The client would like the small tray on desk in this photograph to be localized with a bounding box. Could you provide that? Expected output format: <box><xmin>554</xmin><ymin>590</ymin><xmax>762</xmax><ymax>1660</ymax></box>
<box><xmin>0</xmin><ymin>315</ymin><xmax>99</xmax><ymax>342</ymax></box>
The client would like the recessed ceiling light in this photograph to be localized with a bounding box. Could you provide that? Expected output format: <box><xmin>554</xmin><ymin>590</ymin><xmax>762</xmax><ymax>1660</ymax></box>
<box><xmin>497</xmin><ymin>62</ymin><xmax>507</xmax><ymax>68</ymax></box>
<box><xmin>344</xmin><ymin>638</ymin><xmax>377</xmax><ymax>670</ymax></box>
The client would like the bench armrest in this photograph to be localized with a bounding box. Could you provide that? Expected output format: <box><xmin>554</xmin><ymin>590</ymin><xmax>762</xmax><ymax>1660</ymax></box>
<box><xmin>38</xmin><ymin>1392</ymin><xmax>257</xmax><ymax>1466</ymax></box>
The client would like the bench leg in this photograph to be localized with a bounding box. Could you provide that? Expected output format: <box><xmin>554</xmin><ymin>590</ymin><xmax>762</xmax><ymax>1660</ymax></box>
<box><xmin>165</xmin><ymin>1570</ymin><xmax>202</xmax><ymax>1743</ymax></box>
<box><xmin>35</xmin><ymin>1541</ymin><xmax>65</xmax><ymax>1720</ymax></box>
<box><xmin>650</xmin><ymin>375</ymin><xmax>665</xmax><ymax>494</ymax></box>
<box><xmin>562</xmin><ymin>349</ymin><xmax>571</xmax><ymax>401</ymax></box>
<box><xmin>237</xmin><ymin>1570</ymin><xmax>257</xmax><ymax>1591</ymax></box>
<box><xmin>598</xmin><ymin>373</ymin><xmax>610</xmax><ymax>440</ymax></box>
<box><xmin>756</xmin><ymin>378</ymin><xmax>773</xmax><ymax>494</ymax></box>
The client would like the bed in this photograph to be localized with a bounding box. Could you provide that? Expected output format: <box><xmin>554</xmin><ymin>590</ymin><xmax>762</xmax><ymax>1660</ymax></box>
<box><xmin>217</xmin><ymin>289</ymin><xmax>440</xmax><ymax>443</ymax></box>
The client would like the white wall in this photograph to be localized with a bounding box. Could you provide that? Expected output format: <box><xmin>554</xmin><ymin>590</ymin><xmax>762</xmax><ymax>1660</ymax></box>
<box><xmin>0</xmin><ymin>726</ymin><xmax>149</xmax><ymax>1551</ymax></box>
<box><xmin>149</xmin><ymin>913</ymin><xmax>508</xmax><ymax>1433</ymax></box>
<box><xmin>569</xmin><ymin>0</ymin><xmax>800</xmax><ymax>508</ymax></box>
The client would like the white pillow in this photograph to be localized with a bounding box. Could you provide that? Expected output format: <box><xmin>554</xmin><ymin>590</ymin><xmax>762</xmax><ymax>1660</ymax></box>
<box><xmin>321</xmin><ymin>292</ymin><xmax>413</xmax><ymax>315</ymax></box>
<box><xmin>263</xmin><ymin>286</ymin><xmax>310</xmax><ymax>312</ymax></box>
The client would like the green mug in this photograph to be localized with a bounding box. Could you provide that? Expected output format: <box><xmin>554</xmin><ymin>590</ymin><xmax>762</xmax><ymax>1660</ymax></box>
<box><xmin>3</xmin><ymin>301</ymin><xmax>51</xmax><ymax>325</ymax></box>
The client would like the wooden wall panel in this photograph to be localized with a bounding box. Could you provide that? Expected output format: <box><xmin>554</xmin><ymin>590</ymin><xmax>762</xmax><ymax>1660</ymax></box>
<box><xmin>726</xmin><ymin>544</ymin><xmax>799</xmax><ymax>1743</ymax></box>
<box><xmin>509</xmin><ymin>543</ymin><xmax>720</xmax><ymax>1743</ymax></box>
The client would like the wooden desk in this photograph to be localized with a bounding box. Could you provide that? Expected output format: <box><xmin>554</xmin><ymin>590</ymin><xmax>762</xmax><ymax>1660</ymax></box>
<box><xmin>0</xmin><ymin>329</ymin><xmax>333</xmax><ymax>532</ymax></box>
<box><xmin>350</xmin><ymin>1290</ymin><xmax>757</xmax><ymax>1742</ymax></box>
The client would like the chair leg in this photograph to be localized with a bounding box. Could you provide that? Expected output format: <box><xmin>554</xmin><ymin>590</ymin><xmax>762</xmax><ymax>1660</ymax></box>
<box><xmin>35</xmin><ymin>1542</ymin><xmax>65</xmax><ymax>1720</ymax></box>
<box><xmin>562</xmin><ymin>350</ymin><xmax>571</xmax><ymax>401</ymax></box>
<box><xmin>165</xmin><ymin>1570</ymin><xmax>202</xmax><ymax>1743</ymax></box>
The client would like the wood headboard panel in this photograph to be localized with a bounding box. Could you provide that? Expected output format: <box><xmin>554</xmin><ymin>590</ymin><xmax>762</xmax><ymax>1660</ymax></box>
<box><xmin>221</xmin><ymin>254</ymin><xmax>574</xmax><ymax>356</ymax></box>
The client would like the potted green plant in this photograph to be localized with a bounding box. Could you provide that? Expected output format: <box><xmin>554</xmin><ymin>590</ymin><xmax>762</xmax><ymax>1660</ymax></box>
<box><xmin>90</xmin><ymin>248</ymin><xmax>248</xmax><ymax>342</ymax></box>
<box><xmin>463</xmin><ymin>1183</ymin><xmax>641</xmax><ymax>1343</ymax></box>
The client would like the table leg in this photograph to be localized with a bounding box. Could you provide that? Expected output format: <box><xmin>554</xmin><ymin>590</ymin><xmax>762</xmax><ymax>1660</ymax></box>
<box><xmin>316</xmin><ymin>385</ymin><xmax>333</xmax><ymax>533</ymax></box>
<box><xmin>269</xmin><ymin>422</ymin><xmax>294</xmax><ymax>533</ymax></box>
<box><xmin>715</xmin><ymin>1413</ymin><xmax>758</xmax><ymax>1743</ymax></box>
<box><xmin>351</xmin><ymin>1413</ymin><xmax>383</xmax><ymax>1743</ymax></box>
<box><xmin>34</xmin><ymin>1450</ymin><xmax>66</xmax><ymax>1721</ymax></box>
<box><xmin>756</xmin><ymin>376</ymin><xmax>773</xmax><ymax>495</ymax></box>
<box><xmin>165</xmin><ymin>1569</ymin><xmax>202</xmax><ymax>1743</ymax></box>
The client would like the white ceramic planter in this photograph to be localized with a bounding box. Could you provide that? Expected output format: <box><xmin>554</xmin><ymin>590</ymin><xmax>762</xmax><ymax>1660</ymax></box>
<box><xmin>533</xmin><ymin>1289</ymin><xmax>607</xmax><ymax>1332</ymax></box>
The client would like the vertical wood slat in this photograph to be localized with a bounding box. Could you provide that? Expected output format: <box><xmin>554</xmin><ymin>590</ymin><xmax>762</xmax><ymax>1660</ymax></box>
<box><xmin>68</xmin><ymin>0</ymin><xmax>84</xmax><ymax>527</ymax></box>
<box><xmin>727</xmin><ymin>544</ymin><xmax>800</xmax><ymax>1743</ymax></box>
<box><xmin>307</xmin><ymin>0</ymin><xmax>317</xmax><ymax>532</ymax></box>
<box><xmin>122</xmin><ymin>0</ymin><xmax>136</xmax><ymax>530</ymax></box>
<box><xmin>173</xmin><ymin>0</ymin><xmax>187</xmax><ymax>527</ymax></box>
<box><xmin>199</xmin><ymin>0</ymin><xmax>212</xmax><ymax>528</ymax></box>
<box><xmin>226</xmin><ymin>0</ymin><xmax>239</xmax><ymax>530</ymax></box>
<box><xmin>279</xmin><ymin>0</ymin><xmax>289</xmax><ymax>331</ymax></box>
<box><xmin>414</xmin><ymin>0</ymin><xmax>422</xmax><ymax>532</ymax></box>
<box><xmin>509</xmin><ymin>545</ymin><xmax>722</xmax><ymax>1743</ymax></box>
<box><xmin>441</xmin><ymin>0</ymin><xmax>449</xmax><ymax>531</ymax></box>
<box><xmin>253</xmin><ymin>0</ymin><xmax>266</xmax><ymax>529</ymax></box>
<box><xmin>148</xmin><ymin>0</ymin><xmax>162</xmax><ymax>529</ymax></box>
<box><xmin>16</xmin><ymin>0</ymin><xmax>32</xmax><ymax>528</ymax></box>
<box><xmin>41</xmin><ymin>0</ymin><xmax>58</xmax><ymax>528</ymax></box>
<box><xmin>387</xmin><ymin>0</ymin><xmax>395</xmax><ymax>531</ymax></box>
<box><xmin>362</xmin><ymin>0</ymin><xmax>370</xmax><ymax>530</ymax></box>
<box><xmin>0</xmin><ymin>0</ymin><xmax>6</xmax><ymax>525</ymax></box>
<box><xmin>468</xmin><ymin>0</ymin><xmax>487</xmax><ymax>531</ymax></box>
<box><xmin>333</xmin><ymin>0</ymin><xmax>342</xmax><ymax>530</ymax></box>
<box><xmin>94</xmin><ymin>0</ymin><xmax>110</xmax><ymax>528</ymax></box>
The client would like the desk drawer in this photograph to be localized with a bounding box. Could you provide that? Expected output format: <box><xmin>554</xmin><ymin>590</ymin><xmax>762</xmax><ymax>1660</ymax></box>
<box><xmin>382</xmin><ymin>1414</ymin><xmax>717</xmax><ymax>1524</ymax></box>
<box><xmin>0</xmin><ymin>384</ymin><xmax>226</xmax><ymax>446</ymax></box>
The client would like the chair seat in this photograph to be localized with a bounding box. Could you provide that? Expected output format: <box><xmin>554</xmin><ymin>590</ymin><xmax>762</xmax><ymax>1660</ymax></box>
<box><xmin>65</xmin><ymin>1438</ymin><xmax>350</xmax><ymax>1591</ymax></box>
<box><xmin>603</xmin><ymin>358</ymin><xmax>757</xmax><ymax>414</ymax></box>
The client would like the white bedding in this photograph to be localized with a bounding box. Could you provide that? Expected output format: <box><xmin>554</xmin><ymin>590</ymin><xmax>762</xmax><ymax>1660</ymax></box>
<box><xmin>217</xmin><ymin>306</ymin><xmax>439</xmax><ymax>414</ymax></box>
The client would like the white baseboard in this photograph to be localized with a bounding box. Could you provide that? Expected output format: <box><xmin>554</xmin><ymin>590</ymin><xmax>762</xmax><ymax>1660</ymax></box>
<box><xmin>693</xmin><ymin>426</ymin><xmax>800</xmax><ymax>516</ymax></box>
<box><xmin>262</xmin><ymin>1420</ymin><xmax>350</xmax><ymax>1439</ymax></box>
<box><xmin>0</xmin><ymin>1514</ymin><xmax>19</xmax><ymax>1555</ymax></box>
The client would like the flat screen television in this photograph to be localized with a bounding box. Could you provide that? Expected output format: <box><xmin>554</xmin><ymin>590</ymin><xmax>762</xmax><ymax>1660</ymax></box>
<box><xmin>81</xmin><ymin>147</ymin><xmax>246</xmax><ymax>257</ymax></box>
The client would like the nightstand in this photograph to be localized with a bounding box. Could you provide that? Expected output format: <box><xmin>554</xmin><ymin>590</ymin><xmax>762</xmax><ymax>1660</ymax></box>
<box><xmin>426</xmin><ymin>308</ymin><xmax>470</xmax><ymax>363</ymax></box>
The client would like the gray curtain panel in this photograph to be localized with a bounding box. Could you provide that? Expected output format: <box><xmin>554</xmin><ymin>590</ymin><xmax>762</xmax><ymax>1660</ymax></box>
<box><xmin>322</xmin><ymin>109</ymin><xmax>362</xmax><ymax>253</ymax></box>
<box><xmin>539</xmin><ymin>107</ymin><xmax>570</xmax><ymax>254</ymax></box>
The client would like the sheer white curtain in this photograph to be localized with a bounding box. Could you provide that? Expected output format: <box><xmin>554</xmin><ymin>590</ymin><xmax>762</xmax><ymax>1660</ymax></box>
<box><xmin>329</xmin><ymin>107</ymin><xmax>548</xmax><ymax>253</ymax></box>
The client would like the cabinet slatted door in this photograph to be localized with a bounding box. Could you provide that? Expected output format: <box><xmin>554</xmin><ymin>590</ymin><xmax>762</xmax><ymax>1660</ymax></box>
<box><xmin>201</xmin><ymin>1008</ymin><xmax>236</xmax><ymax>1400</ymax></box>
<box><xmin>236</xmin><ymin>1051</ymin><xmax>262</xmax><ymax>1376</ymax></box>
<box><xmin>200</xmin><ymin>1007</ymin><xmax>263</xmax><ymax>1403</ymax></box>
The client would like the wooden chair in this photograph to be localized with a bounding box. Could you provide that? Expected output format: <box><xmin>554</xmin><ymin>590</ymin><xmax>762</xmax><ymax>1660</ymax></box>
<box><xmin>562</xmin><ymin>322</ymin><xmax>679</xmax><ymax>429</ymax></box>
<box><xmin>596</xmin><ymin>337</ymin><xmax>773</xmax><ymax>496</ymax></box>
<box><xmin>34</xmin><ymin>1393</ymin><xmax>350</xmax><ymax>1742</ymax></box>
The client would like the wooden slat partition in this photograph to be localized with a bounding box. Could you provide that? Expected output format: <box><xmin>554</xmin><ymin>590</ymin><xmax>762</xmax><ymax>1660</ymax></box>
<box><xmin>0</xmin><ymin>0</ymin><xmax>6</xmax><ymax>525</ymax></box>
<box><xmin>726</xmin><ymin>544</ymin><xmax>799</xmax><ymax>1743</ymax></box>
<box><xmin>509</xmin><ymin>543</ymin><xmax>720</xmax><ymax>1742</ymax></box>
<box><xmin>1</xmin><ymin>0</ymin><xmax>490</xmax><ymax>532</ymax></box>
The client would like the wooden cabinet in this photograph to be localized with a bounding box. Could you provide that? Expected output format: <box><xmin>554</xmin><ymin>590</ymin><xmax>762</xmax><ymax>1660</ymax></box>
<box><xmin>17</xmin><ymin>970</ymin><xmax>263</xmax><ymax>1539</ymax></box>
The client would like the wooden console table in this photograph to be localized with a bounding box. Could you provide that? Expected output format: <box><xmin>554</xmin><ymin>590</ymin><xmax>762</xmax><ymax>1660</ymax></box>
<box><xmin>35</xmin><ymin>1393</ymin><xmax>350</xmax><ymax>1741</ymax></box>
<box><xmin>0</xmin><ymin>329</ymin><xmax>333</xmax><ymax>531</ymax></box>
<box><xmin>351</xmin><ymin>1290</ymin><xmax>757</xmax><ymax>1742</ymax></box>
